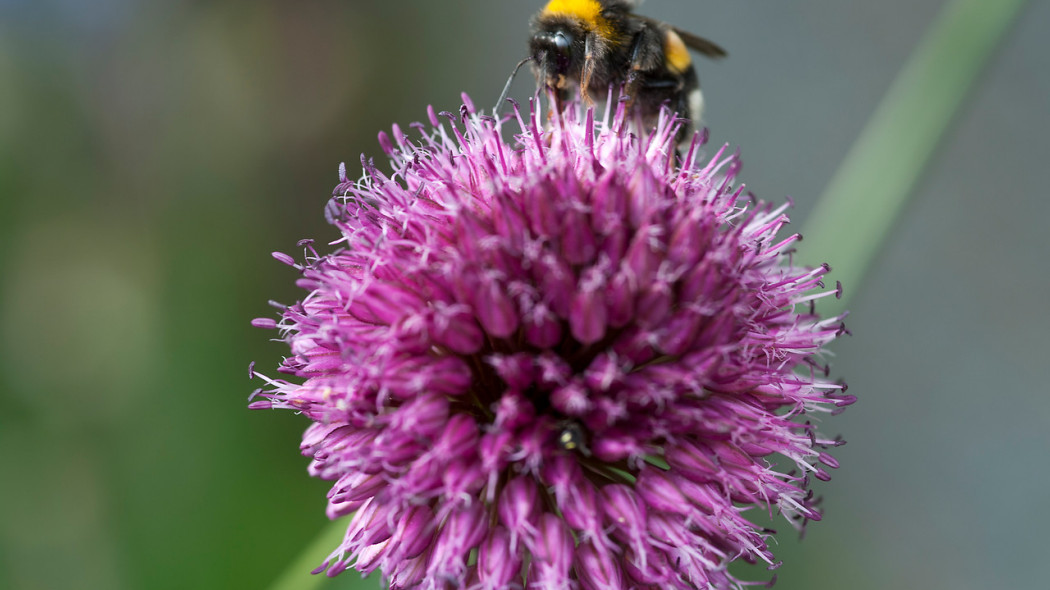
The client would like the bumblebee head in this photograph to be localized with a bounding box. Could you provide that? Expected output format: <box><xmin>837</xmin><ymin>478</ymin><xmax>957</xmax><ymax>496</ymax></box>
<box><xmin>528</xmin><ymin>1</ymin><xmax>625</xmax><ymax>93</ymax></box>
<box><xmin>529</xmin><ymin>17</ymin><xmax>586</xmax><ymax>90</ymax></box>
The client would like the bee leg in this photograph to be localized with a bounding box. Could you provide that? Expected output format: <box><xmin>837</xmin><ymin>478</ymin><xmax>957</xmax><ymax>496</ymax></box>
<box><xmin>580</xmin><ymin>34</ymin><xmax>597</xmax><ymax>107</ymax></box>
<box><xmin>623</xmin><ymin>25</ymin><xmax>662</xmax><ymax>108</ymax></box>
<box><xmin>624</xmin><ymin>40</ymin><xmax>643</xmax><ymax>109</ymax></box>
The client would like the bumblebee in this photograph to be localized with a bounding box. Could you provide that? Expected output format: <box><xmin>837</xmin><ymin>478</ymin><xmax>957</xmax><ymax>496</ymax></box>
<box><xmin>499</xmin><ymin>0</ymin><xmax>725</xmax><ymax>137</ymax></box>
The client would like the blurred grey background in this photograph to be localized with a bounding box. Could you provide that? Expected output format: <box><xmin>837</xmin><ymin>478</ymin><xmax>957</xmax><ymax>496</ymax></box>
<box><xmin>1</xmin><ymin>1</ymin><xmax>1047</xmax><ymax>589</ymax></box>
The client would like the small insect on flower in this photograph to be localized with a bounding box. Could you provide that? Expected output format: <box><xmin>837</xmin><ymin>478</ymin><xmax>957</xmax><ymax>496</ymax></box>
<box><xmin>497</xmin><ymin>0</ymin><xmax>726</xmax><ymax>138</ymax></box>
<box><xmin>250</xmin><ymin>95</ymin><xmax>854</xmax><ymax>589</ymax></box>
<box><xmin>556</xmin><ymin>420</ymin><xmax>592</xmax><ymax>456</ymax></box>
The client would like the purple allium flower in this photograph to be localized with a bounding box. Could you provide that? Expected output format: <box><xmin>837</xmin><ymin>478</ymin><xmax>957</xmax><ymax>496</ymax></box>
<box><xmin>251</xmin><ymin>94</ymin><xmax>853</xmax><ymax>589</ymax></box>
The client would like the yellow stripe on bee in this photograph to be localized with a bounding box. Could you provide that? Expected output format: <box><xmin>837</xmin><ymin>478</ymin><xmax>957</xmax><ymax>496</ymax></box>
<box><xmin>664</xmin><ymin>29</ymin><xmax>692</xmax><ymax>74</ymax></box>
<box><xmin>542</xmin><ymin>0</ymin><xmax>614</xmax><ymax>39</ymax></box>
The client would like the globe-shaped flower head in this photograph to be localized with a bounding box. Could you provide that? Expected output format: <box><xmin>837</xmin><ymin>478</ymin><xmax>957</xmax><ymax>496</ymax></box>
<box><xmin>251</xmin><ymin>95</ymin><xmax>853</xmax><ymax>589</ymax></box>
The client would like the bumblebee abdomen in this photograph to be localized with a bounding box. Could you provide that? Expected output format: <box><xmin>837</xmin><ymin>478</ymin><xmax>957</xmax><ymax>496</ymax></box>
<box><xmin>663</xmin><ymin>29</ymin><xmax>693</xmax><ymax>75</ymax></box>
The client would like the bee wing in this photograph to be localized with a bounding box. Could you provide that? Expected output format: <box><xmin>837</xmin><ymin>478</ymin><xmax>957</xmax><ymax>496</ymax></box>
<box><xmin>631</xmin><ymin>13</ymin><xmax>728</xmax><ymax>59</ymax></box>
<box><xmin>604</xmin><ymin>0</ymin><xmax>645</xmax><ymax>9</ymax></box>
<box><xmin>670</xmin><ymin>27</ymin><xmax>727</xmax><ymax>58</ymax></box>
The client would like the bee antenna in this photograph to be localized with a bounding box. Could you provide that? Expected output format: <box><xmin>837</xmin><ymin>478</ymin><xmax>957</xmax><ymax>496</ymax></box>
<box><xmin>494</xmin><ymin>56</ymin><xmax>534</xmax><ymax>118</ymax></box>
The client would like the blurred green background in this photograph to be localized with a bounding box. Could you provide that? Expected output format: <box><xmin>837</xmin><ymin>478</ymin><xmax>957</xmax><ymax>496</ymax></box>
<box><xmin>1</xmin><ymin>1</ymin><xmax>1046</xmax><ymax>589</ymax></box>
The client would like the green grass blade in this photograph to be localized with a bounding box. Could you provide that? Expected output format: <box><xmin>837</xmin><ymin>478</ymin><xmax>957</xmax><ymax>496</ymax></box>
<box><xmin>800</xmin><ymin>0</ymin><xmax>1029</xmax><ymax>314</ymax></box>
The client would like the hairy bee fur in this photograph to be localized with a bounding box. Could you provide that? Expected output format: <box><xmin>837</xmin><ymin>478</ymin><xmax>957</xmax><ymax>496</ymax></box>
<box><xmin>524</xmin><ymin>0</ymin><xmax>725</xmax><ymax>138</ymax></box>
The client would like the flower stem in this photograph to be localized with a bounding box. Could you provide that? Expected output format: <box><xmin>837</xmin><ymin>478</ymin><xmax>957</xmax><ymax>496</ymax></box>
<box><xmin>267</xmin><ymin>520</ymin><xmax>352</xmax><ymax>590</ymax></box>
<box><xmin>799</xmin><ymin>0</ymin><xmax>1030</xmax><ymax>314</ymax></box>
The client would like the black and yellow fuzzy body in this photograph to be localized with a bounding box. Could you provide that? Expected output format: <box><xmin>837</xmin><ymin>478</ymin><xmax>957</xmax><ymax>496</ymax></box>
<box><xmin>528</xmin><ymin>0</ymin><xmax>725</xmax><ymax>138</ymax></box>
